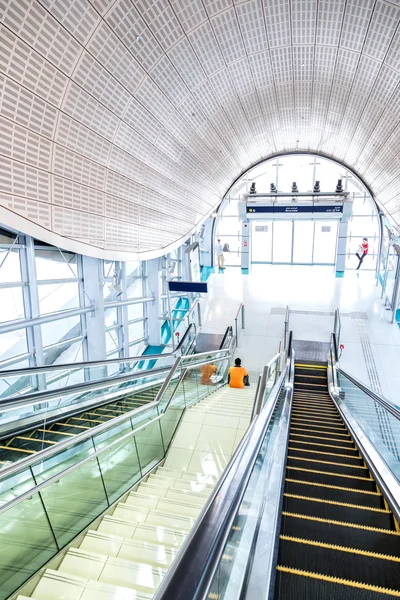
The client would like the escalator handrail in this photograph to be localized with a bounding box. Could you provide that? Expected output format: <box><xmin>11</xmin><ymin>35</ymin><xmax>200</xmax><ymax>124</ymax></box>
<box><xmin>219</xmin><ymin>325</ymin><xmax>233</xmax><ymax>350</ymax></box>
<box><xmin>336</xmin><ymin>366</ymin><xmax>400</xmax><ymax>421</ymax></box>
<box><xmin>153</xmin><ymin>366</ymin><xmax>289</xmax><ymax>600</ymax></box>
<box><xmin>0</xmin><ymin>364</ymin><xmax>173</xmax><ymax>411</ymax></box>
<box><xmin>0</xmin><ymin>353</ymin><xmax>233</xmax><ymax>483</ymax></box>
<box><xmin>0</xmin><ymin>323</ymin><xmax>196</xmax><ymax>379</ymax></box>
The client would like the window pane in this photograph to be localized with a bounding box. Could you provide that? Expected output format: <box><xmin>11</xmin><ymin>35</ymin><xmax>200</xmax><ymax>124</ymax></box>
<box><xmin>128</xmin><ymin>303</ymin><xmax>144</xmax><ymax>320</ymax></box>
<box><xmin>293</xmin><ymin>221</ymin><xmax>314</xmax><ymax>263</ymax></box>
<box><xmin>35</xmin><ymin>249</ymin><xmax>77</xmax><ymax>279</ymax></box>
<box><xmin>0</xmin><ymin>329</ymin><xmax>27</xmax><ymax>361</ymax></box>
<box><xmin>313</xmin><ymin>221</ymin><xmax>338</xmax><ymax>264</ymax></box>
<box><xmin>216</xmin><ymin>217</ymin><xmax>241</xmax><ymax>237</ymax></box>
<box><xmin>272</xmin><ymin>221</ymin><xmax>293</xmax><ymax>263</ymax></box>
<box><xmin>129</xmin><ymin>320</ymin><xmax>144</xmax><ymax>343</ymax></box>
<box><xmin>105</xmin><ymin>307</ymin><xmax>118</xmax><ymax>328</ymax></box>
<box><xmin>278</xmin><ymin>156</ymin><xmax>313</xmax><ymax>192</ymax></box>
<box><xmin>106</xmin><ymin>327</ymin><xmax>121</xmax><ymax>354</ymax></box>
<box><xmin>0</xmin><ymin>249</ymin><xmax>21</xmax><ymax>283</ymax></box>
<box><xmin>348</xmin><ymin>217</ymin><xmax>379</xmax><ymax>238</ymax></box>
<box><xmin>0</xmin><ymin>288</ymin><xmax>25</xmax><ymax>322</ymax></box>
<box><xmin>41</xmin><ymin>316</ymin><xmax>81</xmax><ymax>348</ymax></box>
<box><xmin>252</xmin><ymin>222</ymin><xmax>272</xmax><ymax>262</ymax></box>
<box><xmin>38</xmin><ymin>282</ymin><xmax>80</xmax><ymax>315</ymax></box>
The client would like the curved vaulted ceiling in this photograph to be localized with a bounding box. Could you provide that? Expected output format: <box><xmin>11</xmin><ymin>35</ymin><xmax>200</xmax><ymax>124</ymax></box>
<box><xmin>1</xmin><ymin>0</ymin><xmax>400</xmax><ymax>258</ymax></box>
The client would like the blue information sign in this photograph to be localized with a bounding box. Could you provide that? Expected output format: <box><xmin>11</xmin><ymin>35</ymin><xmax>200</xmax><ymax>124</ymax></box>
<box><xmin>168</xmin><ymin>281</ymin><xmax>208</xmax><ymax>293</ymax></box>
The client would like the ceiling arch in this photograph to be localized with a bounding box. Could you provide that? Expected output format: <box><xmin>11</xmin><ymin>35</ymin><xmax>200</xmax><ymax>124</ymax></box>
<box><xmin>1</xmin><ymin>0</ymin><xmax>400</xmax><ymax>258</ymax></box>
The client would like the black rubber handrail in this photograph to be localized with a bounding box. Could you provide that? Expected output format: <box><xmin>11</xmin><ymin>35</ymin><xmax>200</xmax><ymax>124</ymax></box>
<box><xmin>219</xmin><ymin>325</ymin><xmax>233</xmax><ymax>350</ymax></box>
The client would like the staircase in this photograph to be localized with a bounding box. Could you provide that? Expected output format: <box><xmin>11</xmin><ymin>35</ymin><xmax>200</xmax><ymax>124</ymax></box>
<box><xmin>274</xmin><ymin>361</ymin><xmax>400</xmax><ymax>599</ymax></box>
<box><xmin>17</xmin><ymin>386</ymin><xmax>254</xmax><ymax>600</ymax></box>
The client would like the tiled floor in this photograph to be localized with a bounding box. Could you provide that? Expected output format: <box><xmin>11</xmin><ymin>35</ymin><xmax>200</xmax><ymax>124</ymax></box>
<box><xmin>199</xmin><ymin>265</ymin><xmax>400</xmax><ymax>408</ymax></box>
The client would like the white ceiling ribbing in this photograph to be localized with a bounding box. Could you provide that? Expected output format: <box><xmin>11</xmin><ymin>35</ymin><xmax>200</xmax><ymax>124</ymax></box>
<box><xmin>2</xmin><ymin>0</ymin><xmax>400</xmax><ymax>258</ymax></box>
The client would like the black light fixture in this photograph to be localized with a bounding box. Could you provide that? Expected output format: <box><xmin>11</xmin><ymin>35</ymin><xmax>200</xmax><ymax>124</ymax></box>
<box><xmin>270</xmin><ymin>183</ymin><xmax>277</xmax><ymax>193</ymax></box>
<box><xmin>313</xmin><ymin>180</ymin><xmax>320</xmax><ymax>193</ymax></box>
<box><xmin>292</xmin><ymin>182</ymin><xmax>298</xmax><ymax>193</ymax></box>
<box><xmin>336</xmin><ymin>179</ymin><xmax>343</xmax><ymax>193</ymax></box>
<box><xmin>250</xmin><ymin>182</ymin><xmax>256</xmax><ymax>194</ymax></box>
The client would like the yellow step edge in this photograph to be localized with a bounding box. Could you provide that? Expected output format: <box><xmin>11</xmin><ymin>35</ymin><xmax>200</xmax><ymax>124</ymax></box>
<box><xmin>282</xmin><ymin>511</ymin><xmax>400</xmax><ymax>535</ymax></box>
<box><xmin>287</xmin><ymin>447</ymin><xmax>362</xmax><ymax>460</ymax></box>
<box><xmin>284</xmin><ymin>493</ymin><xmax>389</xmax><ymax>513</ymax></box>
<box><xmin>295</xmin><ymin>374</ymin><xmax>328</xmax><ymax>379</ymax></box>
<box><xmin>295</xmin><ymin>364</ymin><xmax>327</xmax><ymax>369</ymax></box>
<box><xmin>287</xmin><ymin>455</ymin><xmax>368</xmax><ymax>470</ymax></box>
<box><xmin>289</xmin><ymin>439</ymin><xmax>357</xmax><ymax>451</ymax></box>
<box><xmin>286</xmin><ymin>466</ymin><xmax>373</xmax><ymax>481</ymax></box>
<box><xmin>0</xmin><ymin>445</ymin><xmax>35</xmax><ymax>454</ymax></box>
<box><xmin>291</xmin><ymin>427</ymin><xmax>350</xmax><ymax>438</ymax></box>
<box><xmin>285</xmin><ymin>478</ymin><xmax>381</xmax><ymax>496</ymax></box>
<box><xmin>37</xmin><ymin>429</ymin><xmax>76</xmax><ymax>437</ymax></box>
<box><xmin>291</xmin><ymin>409</ymin><xmax>340</xmax><ymax>419</ymax></box>
<box><xmin>280</xmin><ymin>534</ymin><xmax>400</xmax><ymax>562</ymax></box>
<box><xmin>15</xmin><ymin>436</ymin><xmax>57</xmax><ymax>445</ymax></box>
<box><xmin>292</xmin><ymin>400</ymin><xmax>336</xmax><ymax>409</ymax></box>
<box><xmin>295</xmin><ymin>383</ymin><xmax>328</xmax><ymax>387</ymax></box>
<box><xmin>290</xmin><ymin>433</ymin><xmax>354</xmax><ymax>444</ymax></box>
<box><xmin>55</xmin><ymin>422</ymin><xmax>90</xmax><ymax>429</ymax></box>
<box><xmin>290</xmin><ymin>419</ymin><xmax>346</xmax><ymax>431</ymax></box>
<box><xmin>276</xmin><ymin>566</ymin><xmax>400</xmax><ymax>596</ymax></box>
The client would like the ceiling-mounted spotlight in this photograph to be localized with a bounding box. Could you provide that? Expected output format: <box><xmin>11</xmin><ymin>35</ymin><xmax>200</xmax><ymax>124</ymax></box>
<box><xmin>249</xmin><ymin>182</ymin><xmax>257</xmax><ymax>194</ymax></box>
<box><xmin>212</xmin><ymin>212</ymin><xmax>218</xmax><ymax>218</ymax></box>
<box><xmin>270</xmin><ymin>183</ymin><xmax>277</xmax><ymax>193</ymax></box>
<box><xmin>292</xmin><ymin>182</ymin><xmax>298</xmax><ymax>193</ymax></box>
<box><xmin>336</xmin><ymin>179</ymin><xmax>343</xmax><ymax>193</ymax></box>
<box><xmin>313</xmin><ymin>180</ymin><xmax>320</xmax><ymax>193</ymax></box>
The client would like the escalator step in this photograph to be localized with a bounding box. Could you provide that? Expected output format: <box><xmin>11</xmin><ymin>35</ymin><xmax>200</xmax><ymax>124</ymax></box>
<box><xmin>281</xmin><ymin>513</ymin><xmax>400</xmax><ymax>556</ymax></box>
<box><xmin>287</xmin><ymin>447</ymin><xmax>364</xmax><ymax>465</ymax></box>
<box><xmin>286</xmin><ymin>466</ymin><xmax>377</xmax><ymax>491</ymax></box>
<box><xmin>287</xmin><ymin>456</ymin><xmax>369</xmax><ymax>477</ymax></box>
<box><xmin>290</xmin><ymin>427</ymin><xmax>351</xmax><ymax>440</ymax></box>
<box><xmin>274</xmin><ymin>568</ymin><xmax>400</xmax><ymax>600</ymax></box>
<box><xmin>283</xmin><ymin>495</ymin><xmax>393</xmax><ymax>529</ymax></box>
<box><xmin>289</xmin><ymin>439</ymin><xmax>359</xmax><ymax>455</ymax></box>
<box><xmin>290</xmin><ymin>432</ymin><xmax>356</xmax><ymax>447</ymax></box>
<box><xmin>284</xmin><ymin>479</ymin><xmax>383</xmax><ymax>508</ymax></box>
<box><xmin>278</xmin><ymin>537</ymin><xmax>400</xmax><ymax>591</ymax></box>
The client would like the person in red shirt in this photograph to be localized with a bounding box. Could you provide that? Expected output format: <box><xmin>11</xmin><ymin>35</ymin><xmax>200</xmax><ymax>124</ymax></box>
<box><xmin>356</xmin><ymin>237</ymin><xmax>368</xmax><ymax>270</ymax></box>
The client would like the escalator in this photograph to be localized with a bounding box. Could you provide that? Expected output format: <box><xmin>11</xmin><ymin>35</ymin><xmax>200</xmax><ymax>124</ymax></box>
<box><xmin>275</xmin><ymin>361</ymin><xmax>400</xmax><ymax>598</ymax></box>
<box><xmin>0</xmin><ymin>325</ymin><xmax>234</xmax><ymax>467</ymax></box>
<box><xmin>0</xmin><ymin>381</ymin><xmax>163</xmax><ymax>465</ymax></box>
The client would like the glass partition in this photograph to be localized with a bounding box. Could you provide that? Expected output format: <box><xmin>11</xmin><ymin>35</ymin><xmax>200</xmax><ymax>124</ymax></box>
<box><xmin>337</xmin><ymin>371</ymin><xmax>400</xmax><ymax>482</ymax></box>
<box><xmin>202</xmin><ymin>382</ymin><xmax>288</xmax><ymax>599</ymax></box>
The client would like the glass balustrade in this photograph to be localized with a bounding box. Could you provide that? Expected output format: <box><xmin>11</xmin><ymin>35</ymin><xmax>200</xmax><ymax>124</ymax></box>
<box><xmin>337</xmin><ymin>371</ymin><xmax>400</xmax><ymax>482</ymax></box>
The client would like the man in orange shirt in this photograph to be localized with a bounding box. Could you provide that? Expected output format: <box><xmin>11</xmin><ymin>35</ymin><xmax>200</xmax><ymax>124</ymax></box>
<box><xmin>200</xmin><ymin>361</ymin><xmax>217</xmax><ymax>385</ymax></box>
<box><xmin>228</xmin><ymin>358</ymin><xmax>249</xmax><ymax>389</ymax></box>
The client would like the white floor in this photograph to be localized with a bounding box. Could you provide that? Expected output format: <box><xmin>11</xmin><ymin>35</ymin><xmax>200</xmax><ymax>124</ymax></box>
<box><xmin>199</xmin><ymin>265</ymin><xmax>400</xmax><ymax>409</ymax></box>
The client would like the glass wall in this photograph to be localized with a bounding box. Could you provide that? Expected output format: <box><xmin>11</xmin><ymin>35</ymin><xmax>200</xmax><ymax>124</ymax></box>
<box><xmin>215</xmin><ymin>155</ymin><xmax>380</xmax><ymax>269</ymax></box>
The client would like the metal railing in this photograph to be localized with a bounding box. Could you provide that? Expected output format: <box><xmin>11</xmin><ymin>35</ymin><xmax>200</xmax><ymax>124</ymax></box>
<box><xmin>251</xmin><ymin>351</ymin><xmax>282</xmax><ymax>420</ymax></box>
<box><xmin>333</xmin><ymin>308</ymin><xmax>341</xmax><ymax>347</ymax></box>
<box><xmin>235</xmin><ymin>303</ymin><xmax>245</xmax><ymax>347</ymax></box>
<box><xmin>0</xmin><ymin>322</ymin><xmax>197</xmax><ymax>380</ymax></box>
<box><xmin>283</xmin><ymin>305</ymin><xmax>290</xmax><ymax>350</ymax></box>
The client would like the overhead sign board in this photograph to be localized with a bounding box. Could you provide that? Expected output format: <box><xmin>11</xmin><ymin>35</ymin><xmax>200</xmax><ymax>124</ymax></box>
<box><xmin>168</xmin><ymin>281</ymin><xmax>208</xmax><ymax>293</ymax></box>
<box><xmin>247</xmin><ymin>205</ymin><xmax>343</xmax><ymax>214</ymax></box>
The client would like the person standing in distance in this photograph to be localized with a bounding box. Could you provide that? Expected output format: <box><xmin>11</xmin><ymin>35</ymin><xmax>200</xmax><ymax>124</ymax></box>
<box><xmin>216</xmin><ymin>238</ymin><xmax>224</xmax><ymax>269</ymax></box>
<box><xmin>356</xmin><ymin>237</ymin><xmax>369</xmax><ymax>270</ymax></box>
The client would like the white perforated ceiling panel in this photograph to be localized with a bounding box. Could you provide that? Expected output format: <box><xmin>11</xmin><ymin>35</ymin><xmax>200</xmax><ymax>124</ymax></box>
<box><xmin>2</xmin><ymin>0</ymin><xmax>400</xmax><ymax>258</ymax></box>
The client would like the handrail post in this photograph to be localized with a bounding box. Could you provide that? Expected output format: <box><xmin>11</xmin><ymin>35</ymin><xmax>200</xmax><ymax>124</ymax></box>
<box><xmin>241</xmin><ymin>304</ymin><xmax>245</xmax><ymax>330</ymax></box>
